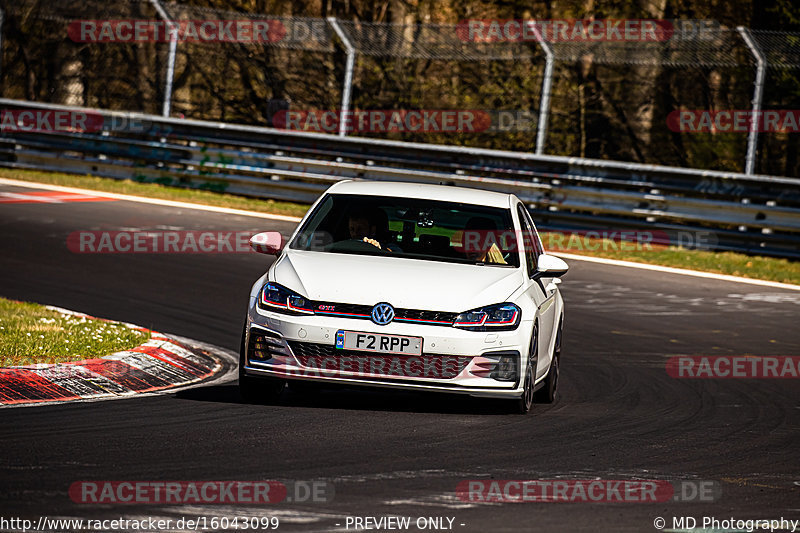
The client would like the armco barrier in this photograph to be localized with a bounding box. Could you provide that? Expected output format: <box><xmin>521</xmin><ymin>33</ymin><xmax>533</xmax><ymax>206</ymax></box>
<box><xmin>1</xmin><ymin>98</ymin><xmax>799</xmax><ymax>258</ymax></box>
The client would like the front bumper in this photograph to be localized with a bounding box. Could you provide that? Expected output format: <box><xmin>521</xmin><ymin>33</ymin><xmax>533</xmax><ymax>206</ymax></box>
<box><xmin>243</xmin><ymin>302</ymin><xmax>529</xmax><ymax>399</ymax></box>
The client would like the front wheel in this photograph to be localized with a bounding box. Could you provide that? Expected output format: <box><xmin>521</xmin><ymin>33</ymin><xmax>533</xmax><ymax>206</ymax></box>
<box><xmin>511</xmin><ymin>323</ymin><xmax>538</xmax><ymax>414</ymax></box>
<box><xmin>238</xmin><ymin>327</ymin><xmax>285</xmax><ymax>404</ymax></box>
<box><xmin>534</xmin><ymin>324</ymin><xmax>561</xmax><ymax>404</ymax></box>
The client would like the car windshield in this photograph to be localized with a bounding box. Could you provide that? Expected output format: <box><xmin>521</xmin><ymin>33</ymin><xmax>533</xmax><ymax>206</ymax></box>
<box><xmin>289</xmin><ymin>193</ymin><xmax>520</xmax><ymax>267</ymax></box>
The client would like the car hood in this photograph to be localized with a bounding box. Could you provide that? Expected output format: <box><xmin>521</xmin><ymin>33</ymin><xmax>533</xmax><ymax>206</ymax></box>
<box><xmin>272</xmin><ymin>250</ymin><xmax>523</xmax><ymax>312</ymax></box>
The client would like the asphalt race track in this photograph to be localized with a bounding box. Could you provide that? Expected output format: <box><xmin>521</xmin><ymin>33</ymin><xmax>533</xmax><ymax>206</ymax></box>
<box><xmin>1</xmin><ymin>182</ymin><xmax>799</xmax><ymax>532</ymax></box>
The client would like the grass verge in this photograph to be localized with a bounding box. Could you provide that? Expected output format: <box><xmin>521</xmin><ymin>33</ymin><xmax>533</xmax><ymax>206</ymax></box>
<box><xmin>540</xmin><ymin>233</ymin><xmax>800</xmax><ymax>285</ymax></box>
<box><xmin>0</xmin><ymin>298</ymin><xmax>150</xmax><ymax>367</ymax></box>
<box><xmin>1</xmin><ymin>167</ymin><xmax>797</xmax><ymax>286</ymax></box>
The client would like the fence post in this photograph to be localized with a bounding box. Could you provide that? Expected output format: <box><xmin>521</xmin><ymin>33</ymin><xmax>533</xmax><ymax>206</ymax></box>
<box><xmin>737</xmin><ymin>26</ymin><xmax>766</xmax><ymax>175</ymax></box>
<box><xmin>532</xmin><ymin>23</ymin><xmax>554</xmax><ymax>155</ymax></box>
<box><xmin>151</xmin><ymin>0</ymin><xmax>178</xmax><ymax>117</ymax></box>
<box><xmin>328</xmin><ymin>17</ymin><xmax>355</xmax><ymax>137</ymax></box>
<box><xmin>0</xmin><ymin>8</ymin><xmax>5</xmax><ymax>81</ymax></box>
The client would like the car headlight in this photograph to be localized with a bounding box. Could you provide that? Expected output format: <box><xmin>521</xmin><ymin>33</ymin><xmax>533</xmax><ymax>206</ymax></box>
<box><xmin>453</xmin><ymin>303</ymin><xmax>521</xmax><ymax>331</ymax></box>
<box><xmin>259</xmin><ymin>282</ymin><xmax>314</xmax><ymax>315</ymax></box>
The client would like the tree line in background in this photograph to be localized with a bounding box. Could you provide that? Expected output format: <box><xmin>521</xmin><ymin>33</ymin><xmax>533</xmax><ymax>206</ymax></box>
<box><xmin>0</xmin><ymin>0</ymin><xmax>798</xmax><ymax>177</ymax></box>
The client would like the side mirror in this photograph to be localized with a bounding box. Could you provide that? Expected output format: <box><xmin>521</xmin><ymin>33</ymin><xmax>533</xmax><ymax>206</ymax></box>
<box><xmin>249</xmin><ymin>232</ymin><xmax>285</xmax><ymax>255</ymax></box>
<box><xmin>534</xmin><ymin>254</ymin><xmax>569</xmax><ymax>278</ymax></box>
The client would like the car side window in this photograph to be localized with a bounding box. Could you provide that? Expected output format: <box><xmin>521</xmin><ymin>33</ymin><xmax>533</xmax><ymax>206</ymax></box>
<box><xmin>517</xmin><ymin>205</ymin><xmax>538</xmax><ymax>276</ymax></box>
<box><xmin>521</xmin><ymin>207</ymin><xmax>544</xmax><ymax>257</ymax></box>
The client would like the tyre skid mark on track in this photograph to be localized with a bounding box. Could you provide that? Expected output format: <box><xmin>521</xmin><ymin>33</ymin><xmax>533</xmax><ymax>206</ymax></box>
<box><xmin>566</xmin><ymin>283</ymin><xmax>800</xmax><ymax>317</ymax></box>
<box><xmin>384</xmin><ymin>494</ymin><xmax>486</xmax><ymax>509</ymax></box>
<box><xmin>325</xmin><ymin>469</ymin><xmax>487</xmax><ymax>483</ymax></box>
<box><xmin>720</xmin><ymin>477</ymin><xmax>786</xmax><ymax>489</ymax></box>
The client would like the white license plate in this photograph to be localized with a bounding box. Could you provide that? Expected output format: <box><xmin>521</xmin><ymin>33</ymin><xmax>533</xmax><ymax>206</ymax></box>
<box><xmin>335</xmin><ymin>330</ymin><xmax>423</xmax><ymax>355</ymax></box>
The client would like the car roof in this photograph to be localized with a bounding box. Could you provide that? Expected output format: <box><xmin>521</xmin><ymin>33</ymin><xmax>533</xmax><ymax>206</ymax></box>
<box><xmin>325</xmin><ymin>180</ymin><xmax>514</xmax><ymax>209</ymax></box>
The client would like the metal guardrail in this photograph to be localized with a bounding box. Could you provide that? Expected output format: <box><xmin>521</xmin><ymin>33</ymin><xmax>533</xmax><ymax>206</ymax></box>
<box><xmin>1</xmin><ymin>98</ymin><xmax>799</xmax><ymax>258</ymax></box>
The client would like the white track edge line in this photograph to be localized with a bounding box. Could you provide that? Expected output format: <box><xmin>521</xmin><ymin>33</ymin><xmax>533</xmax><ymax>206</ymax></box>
<box><xmin>0</xmin><ymin>177</ymin><xmax>303</xmax><ymax>222</ymax></box>
<box><xmin>554</xmin><ymin>252</ymin><xmax>800</xmax><ymax>291</ymax></box>
<box><xmin>2</xmin><ymin>177</ymin><xmax>797</xmax><ymax>291</ymax></box>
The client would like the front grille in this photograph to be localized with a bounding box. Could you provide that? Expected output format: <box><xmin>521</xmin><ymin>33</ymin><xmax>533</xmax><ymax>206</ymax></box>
<box><xmin>312</xmin><ymin>303</ymin><xmax>458</xmax><ymax>326</ymax></box>
<box><xmin>287</xmin><ymin>341</ymin><xmax>470</xmax><ymax>379</ymax></box>
<box><xmin>314</xmin><ymin>303</ymin><xmax>372</xmax><ymax>318</ymax></box>
<box><xmin>394</xmin><ymin>309</ymin><xmax>458</xmax><ymax>324</ymax></box>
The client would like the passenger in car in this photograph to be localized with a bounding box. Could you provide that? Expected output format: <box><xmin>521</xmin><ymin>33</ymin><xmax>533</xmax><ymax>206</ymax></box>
<box><xmin>463</xmin><ymin>216</ymin><xmax>507</xmax><ymax>264</ymax></box>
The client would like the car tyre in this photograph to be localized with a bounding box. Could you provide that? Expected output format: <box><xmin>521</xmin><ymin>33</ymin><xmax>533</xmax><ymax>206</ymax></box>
<box><xmin>512</xmin><ymin>323</ymin><xmax>538</xmax><ymax>414</ymax></box>
<box><xmin>534</xmin><ymin>322</ymin><xmax>561</xmax><ymax>404</ymax></box>
<box><xmin>238</xmin><ymin>327</ymin><xmax>284</xmax><ymax>404</ymax></box>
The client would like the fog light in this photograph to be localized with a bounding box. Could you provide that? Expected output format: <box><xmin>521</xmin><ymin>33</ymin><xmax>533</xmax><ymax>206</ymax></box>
<box><xmin>249</xmin><ymin>334</ymin><xmax>274</xmax><ymax>361</ymax></box>
<box><xmin>470</xmin><ymin>351</ymin><xmax>519</xmax><ymax>382</ymax></box>
<box><xmin>489</xmin><ymin>354</ymin><xmax>518</xmax><ymax>382</ymax></box>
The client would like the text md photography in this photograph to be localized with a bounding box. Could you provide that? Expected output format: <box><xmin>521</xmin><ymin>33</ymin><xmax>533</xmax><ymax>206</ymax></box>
<box><xmin>0</xmin><ymin>0</ymin><xmax>798</xmax><ymax>532</ymax></box>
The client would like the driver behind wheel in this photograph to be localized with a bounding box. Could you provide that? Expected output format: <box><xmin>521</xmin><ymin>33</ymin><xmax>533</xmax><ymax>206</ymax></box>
<box><xmin>347</xmin><ymin>207</ymin><xmax>401</xmax><ymax>252</ymax></box>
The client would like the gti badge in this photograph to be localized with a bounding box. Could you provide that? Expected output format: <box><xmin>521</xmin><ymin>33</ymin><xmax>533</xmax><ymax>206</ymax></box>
<box><xmin>371</xmin><ymin>303</ymin><xmax>395</xmax><ymax>325</ymax></box>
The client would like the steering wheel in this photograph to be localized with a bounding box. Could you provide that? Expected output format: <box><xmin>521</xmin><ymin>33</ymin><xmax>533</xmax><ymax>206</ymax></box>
<box><xmin>325</xmin><ymin>239</ymin><xmax>389</xmax><ymax>254</ymax></box>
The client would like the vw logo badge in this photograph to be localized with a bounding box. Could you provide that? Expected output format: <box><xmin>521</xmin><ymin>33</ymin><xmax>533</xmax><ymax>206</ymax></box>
<box><xmin>371</xmin><ymin>303</ymin><xmax>395</xmax><ymax>325</ymax></box>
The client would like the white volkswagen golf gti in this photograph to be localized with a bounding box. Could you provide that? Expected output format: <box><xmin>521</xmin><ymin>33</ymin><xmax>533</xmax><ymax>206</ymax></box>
<box><xmin>240</xmin><ymin>181</ymin><xmax>568</xmax><ymax>413</ymax></box>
